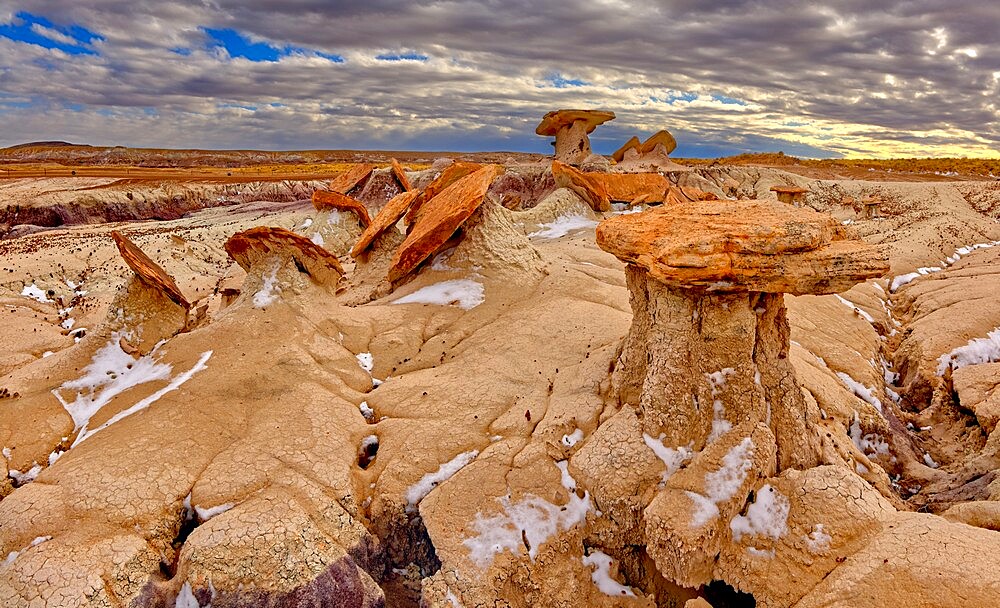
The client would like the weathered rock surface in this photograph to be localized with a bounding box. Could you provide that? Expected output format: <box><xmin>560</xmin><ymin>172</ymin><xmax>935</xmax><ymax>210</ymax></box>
<box><xmin>329</xmin><ymin>163</ymin><xmax>376</xmax><ymax>195</ymax></box>
<box><xmin>225</xmin><ymin>226</ymin><xmax>345</xmax><ymax>286</ymax></box>
<box><xmin>351</xmin><ymin>191</ymin><xmax>419</xmax><ymax>258</ymax></box>
<box><xmin>404</xmin><ymin>161</ymin><xmax>482</xmax><ymax>225</ymax></box>
<box><xmin>312</xmin><ymin>190</ymin><xmax>373</xmax><ymax>227</ymax></box>
<box><xmin>552</xmin><ymin>160</ymin><xmax>611</xmax><ymax>212</ymax></box>
<box><xmin>536</xmin><ymin>109</ymin><xmax>616</xmax><ymax>165</ymax></box>
<box><xmin>112</xmin><ymin>231</ymin><xmax>191</xmax><ymax>310</ymax></box>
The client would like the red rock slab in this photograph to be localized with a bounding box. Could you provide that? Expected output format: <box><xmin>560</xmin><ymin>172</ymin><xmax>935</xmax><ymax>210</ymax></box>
<box><xmin>640</xmin><ymin>130</ymin><xmax>678</xmax><ymax>155</ymax></box>
<box><xmin>611</xmin><ymin>136</ymin><xmax>641</xmax><ymax>163</ymax></box>
<box><xmin>388</xmin><ymin>165</ymin><xmax>503</xmax><ymax>282</ymax></box>
<box><xmin>587</xmin><ymin>173</ymin><xmax>670</xmax><ymax>204</ymax></box>
<box><xmin>111</xmin><ymin>231</ymin><xmax>190</xmax><ymax>309</ymax></box>
<box><xmin>596</xmin><ymin>199</ymin><xmax>888</xmax><ymax>295</ymax></box>
<box><xmin>329</xmin><ymin>163</ymin><xmax>376</xmax><ymax>195</ymax></box>
<box><xmin>390</xmin><ymin>158</ymin><xmax>412</xmax><ymax>192</ymax></box>
<box><xmin>312</xmin><ymin>190</ymin><xmax>372</xmax><ymax>227</ymax></box>
<box><xmin>535</xmin><ymin>109</ymin><xmax>616</xmax><ymax>135</ymax></box>
<box><xmin>350</xmin><ymin>190</ymin><xmax>420</xmax><ymax>258</ymax></box>
<box><xmin>225</xmin><ymin>226</ymin><xmax>344</xmax><ymax>284</ymax></box>
<box><xmin>403</xmin><ymin>161</ymin><xmax>482</xmax><ymax>225</ymax></box>
<box><xmin>552</xmin><ymin>160</ymin><xmax>610</xmax><ymax>212</ymax></box>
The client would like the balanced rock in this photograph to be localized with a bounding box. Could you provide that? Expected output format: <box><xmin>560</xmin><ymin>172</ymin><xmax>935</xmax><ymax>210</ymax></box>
<box><xmin>612</xmin><ymin>136</ymin><xmax>642</xmax><ymax>163</ymax></box>
<box><xmin>536</xmin><ymin>109</ymin><xmax>615</xmax><ymax>165</ymax></box>
<box><xmin>111</xmin><ymin>231</ymin><xmax>190</xmax><ymax>310</ymax></box>
<box><xmin>351</xmin><ymin>190</ymin><xmax>420</xmax><ymax>258</ymax></box>
<box><xmin>225</xmin><ymin>226</ymin><xmax>345</xmax><ymax>287</ymax></box>
<box><xmin>390</xmin><ymin>158</ymin><xmax>412</xmax><ymax>192</ymax></box>
<box><xmin>312</xmin><ymin>190</ymin><xmax>372</xmax><ymax>227</ymax></box>
<box><xmin>770</xmin><ymin>185</ymin><xmax>809</xmax><ymax>206</ymax></box>
<box><xmin>388</xmin><ymin>165</ymin><xmax>503</xmax><ymax>282</ymax></box>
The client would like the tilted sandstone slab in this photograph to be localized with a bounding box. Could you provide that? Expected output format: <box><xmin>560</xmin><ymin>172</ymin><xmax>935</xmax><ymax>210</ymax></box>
<box><xmin>312</xmin><ymin>189</ymin><xmax>372</xmax><ymax>227</ymax></box>
<box><xmin>351</xmin><ymin>190</ymin><xmax>419</xmax><ymax>258</ymax></box>
<box><xmin>112</xmin><ymin>231</ymin><xmax>190</xmax><ymax>309</ymax></box>
<box><xmin>388</xmin><ymin>165</ymin><xmax>503</xmax><ymax>282</ymax></box>
<box><xmin>612</xmin><ymin>136</ymin><xmax>642</xmax><ymax>163</ymax></box>
<box><xmin>640</xmin><ymin>130</ymin><xmax>677</xmax><ymax>156</ymax></box>
<box><xmin>552</xmin><ymin>160</ymin><xmax>611</xmax><ymax>212</ymax></box>
<box><xmin>597</xmin><ymin>200</ymin><xmax>889</xmax><ymax>295</ymax></box>
<box><xmin>390</xmin><ymin>158</ymin><xmax>412</xmax><ymax>192</ymax></box>
<box><xmin>328</xmin><ymin>163</ymin><xmax>375</xmax><ymax>195</ymax></box>
<box><xmin>225</xmin><ymin>226</ymin><xmax>344</xmax><ymax>286</ymax></box>
<box><xmin>404</xmin><ymin>161</ymin><xmax>482</xmax><ymax>225</ymax></box>
<box><xmin>588</xmin><ymin>172</ymin><xmax>671</xmax><ymax>204</ymax></box>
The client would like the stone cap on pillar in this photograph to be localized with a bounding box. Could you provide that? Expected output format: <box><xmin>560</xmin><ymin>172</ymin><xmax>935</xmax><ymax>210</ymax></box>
<box><xmin>595</xmin><ymin>199</ymin><xmax>889</xmax><ymax>295</ymax></box>
<box><xmin>640</xmin><ymin>130</ymin><xmax>678</xmax><ymax>155</ymax></box>
<box><xmin>535</xmin><ymin>109</ymin><xmax>616</xmax><ymax>136</ymax></box>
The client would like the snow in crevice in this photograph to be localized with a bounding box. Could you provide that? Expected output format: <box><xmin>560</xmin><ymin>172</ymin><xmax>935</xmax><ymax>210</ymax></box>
<box><xmin>834</xmin><ymin>295</ymin><xmax>875</xmax><ymax>324</ymax></box>
<box><xmin>195</xmin><ymin>502</ymin><xmax>235</xmax><ymax>522</ymax></box>
<box><xmin>463</xmin><ymin>460</ymin><xmax>592</xmax><ymax>568</ymax></box>
<box><xmin>849</xmin><ymin>412</ymin><xmax>890</xmax><ymax>458</ymax></box>
<box><xmin>20</xmin><ymin>284</ymin><xmax>53</xmax><ymax>304</ymax></box>
<box><xmin>706</xmin><ymin>368</ymin><xmax>735</xmax><ymax>442</ymax></box>
<box><xmin>890</xmin><ymin>240</ymin><xmax>1000</xmax><ymax>292</ymax></box>
<box><xmin>561</xmin><ymin>428</ymin><xmax>584</xmax><ymax>447</ymax></box>
<box><xmin>835</xmin><ymin>371</ymin><xmax>883</xmax><ymax>414</ymax></box>
<box><xmin>528</xmin><ymin>214</ymin><xmax>598</xmax><ymax>239</ymax></box>
<box><xmin>356</xmin><ymin>352</ymin><xmax>374</xmax><ymax>373</ymax></box>
<box><xmin>405</xmin><ymin>450</ymin><xmax>479</xmax><ymax>511</ymax></box>
<box><xmin>582</xmin><ymin>550</ymin><xmax>636</xmax><ymax>597</ymax></box>
<box><xmin>252</xmin><ymin>264</ymin><xmax>281</xmax><ymax>308</ymax></box>
<box><xmin>2</xmin><ymin>535</ymin><xmax>52</xmax><ymax>568</ymax></box>
<box><xmin>686</xmin><ymin>437</ymin><xmax>755</xmax><ymax>527</ymax></box>
<box><xmin>392</xmin><ymin>279</ymin><xmax>485</xmax><ymax>310</ymax></box>
<box><xmin>642</xmin><ymin>433</ymin><xmax>693</xmax><ymax>482</ymax></box>
<box><xmin>730</xmin><ymin>484</ymin><xmax>790</xmax><ymax>544</ymax></box>
<box><xmin>8</xmin><ymin>462</ymin><xmax>42</xmax><ymax>485</ymax></box>
<box><xmin>936</xmin><ymin>327</ymin><xmax>1000</xmax><ymax>376</ymax></box>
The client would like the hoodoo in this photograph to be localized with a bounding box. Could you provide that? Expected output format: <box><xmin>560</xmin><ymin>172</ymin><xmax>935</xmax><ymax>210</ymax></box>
<box><xmin>536</xmin><ymin>109</ymin><xmax>616</xmax><ymax>165</ymax></box>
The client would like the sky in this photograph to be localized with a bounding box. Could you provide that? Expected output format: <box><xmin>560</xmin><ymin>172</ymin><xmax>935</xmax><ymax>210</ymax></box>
<box><xmin>0</xmin><ymin>1</ymin><xmax>998</xmax><ymax>158</ymax></box>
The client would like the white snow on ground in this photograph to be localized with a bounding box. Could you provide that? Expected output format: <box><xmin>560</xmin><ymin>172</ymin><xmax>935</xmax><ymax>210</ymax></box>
<box><xmin>463</xmin><ymin>460</ymin><xmax>591</xmax><ymax>568</ymax></box>
<box><xmin>706</xmin><ymin>368</ymin><xmax>735</xmax><ymax>441</ymax></box>
<box><xmin>8</xmin><ymin>462</ymin><xmax>42</xmax><ymax>485</ymax></box>
<box><xmin>392</xmin><ymin>279</ymin><xmax>485</xmax><ymax>310</ymax></box>
<box><xmin>60</xmin><ymin>318</ymin><xmax>75</xmax><ymax>330</ymax></box>
<box><xmin>582</xmin><ymin>550</ymin><xmax>636</xmax><ymax>597</ymax></box>
<box><xmin>923</xmin><ymin>452</ymin><xmax>940</xmax><ymax>469</ymax></box>
<box><xmin>359</xmin><ymin>401</ymin><xmax>374</xmax><ymax>420</ymax></box>
<box><xmin>730</xmin><ymin>484</ymin><xmax>790</xmax><ymax>543</ymax></box>
<box><xmin>834</xmin><ymin>295</ymin><xmax>875</xmax><ymax>323</ymax></box>
<box><xmin>936</xmin><ymin>327</ymin><xmax>1000</xmax><ymax>375</ymax></box>
<box><xmin>642</xmin><ymin>433</ymin><xmax>693</xmax><ymax>481</ymax></box>
<box><xmin>528</xmin><ymin>214</ymin><xmax>598</xmax><ymax>239</ymax></box>
<box><xmin>686</xmin><ymin>437</ymin><xmax>755</xmax><ymax>527</ymax></box>
<box><xmin>890</xmin><ymin>240</ymin><xmax>1000</xmax><ymax>292</ymax></box>
<box><xmin>610</xmin><ymin>203</ymin><xmax>644</xmax><ymax>215</ymax></box>
<box><xmin>299</xmin><ymin>218</ymin><xmax>314</xmax><ymax>229</ymax></box>
<box><xmin>431</xmin><ymin>247</ymin><xmax>456</xmax><ymax>270</ymax></box>
<box><xmin>310</xmin><ymin>232</ymin><xmax>325</xmax><ymax>247</ymax></box>
<box><xmin>561</xmin><ymin>428</ymin><xmax>584</xmax><ymax>447</ymax></box>
<box><xmin>405</xmin><ymin>450</ymin><xmax>479</xmax><ymax>511</ymax></box>
<box><xmin>849</xmin><ymin>413</ymin><xmax>891</xmax><ymax>457</ymax></box>
<box><xmin>805</xmin><ymin>524</ymin><xmax>832</xmax><ymax>554</ymax></box>
<box><xmin>252</xmin><ymin>265</ymin><xmax>281</xmax><ymax>308</ymax></box>
<box><xmin>356</xmin><ymin>353</ymin><xmax>374</xmax><ymax>373</ymax></box>
<box><xmin>835</xmin><ymin>371</ymin><xmax>883</xmax><ymax>414</ymax></box>
<box><xmin>174</xmin><ymin>581</ymin><xmax>200</xmax><ymax>608</ymax></box>
<box><xmin>1</xmin><ymin>447</ymin><xmax>9</xmax><ymax>459</ymax></box>
<box><xmin>20</xmin><ymin>284</ymin><xmax>53</xmax><ymax>303</ymax></box>
<box><xmin>195</xmin><ymin>502</ymin><xmax>235</xmax><ymax>522</ymax></box>
<box><xmin>2</xmin><ymin>536</ymin><xmax>51</xmax><ymax>568</ymax></box>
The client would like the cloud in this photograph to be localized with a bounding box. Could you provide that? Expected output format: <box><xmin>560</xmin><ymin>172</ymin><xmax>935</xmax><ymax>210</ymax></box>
<box><xmin>0</xmin><ymin>0</ymin><xmax>997</xmax><ymax>157</ymax></box>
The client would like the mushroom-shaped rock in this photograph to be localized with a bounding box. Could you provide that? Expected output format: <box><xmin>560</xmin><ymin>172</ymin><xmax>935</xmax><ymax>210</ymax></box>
<box><xmin>404</xmin><ymin>161</ymin><xmax>482</xmax><ymax>225</ymax></box>
<box><xmin>328</xmin><ymin>163</ymin><xmax>375</xmax><ymax>195</ymax></box>
<box><xmin>640</xmin><ymin>130</ymin><xmax>677</xmax><ymax>156</ymax></box>
<box><xmin>860</xmin><ymin>195</ymin><xmax>882</xmax><ymax>219</ymax></box>
<box><xmin>390</xmin><ymin>158</ymin><xmax>412</xmax><ymax>192</ymax></box>
<box><xmin>388</xmin><ymin>165</ymin><xmax>503</xmax><ymax>282</ymax></box>
<box><xmin>351</xmin><ymin>190</ymin><xmax>420</xmax><ymax>258</ymax></box>
<box><xmin>536</xmin><ymin>109</ymin><xmax>616</xmax><ymax>165</ymax></box>
<box><xmin>312</xmin><ymin>190</ymin><xmax>372</xmax><ymax>228</ymax></box>
<box><xmin>770</xmin><ymin>185</ymin><xmax>809</xmax><ymax>206</ymax></box>
<box><xmin>551</xmin><ymin>160</ymin><xmax>611</xmax><ymax>212</ymax></box>
<box><xmin>611</xmin><ymin>136</ymin><xmax>642</xmax><ymax>163</ymax></box>
<box><xmin>225</xmin><ymin>226</ymin><xmax>345</xmax><ymax>286</ymax></box>
<box><xmin>112</xmin><ymin>231</ymin><xmax>190</xmax><ymax>310</ymax></box>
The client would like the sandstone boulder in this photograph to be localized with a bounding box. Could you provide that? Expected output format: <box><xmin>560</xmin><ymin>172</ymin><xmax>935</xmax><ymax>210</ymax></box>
<box><xmin>328</xmin><ymin>163</ymin><xmax>376</xmax><ymax>195</ymax></box>
<box><xmin>390</xmin><ymin>158</ymin><xmax>412</xmax><ymax>192</ymax></box>
<box><xmin>552</xmin><ymin>160</ymin><xmax>611</xmax><ymax>212</ymax></box>
<box><xmin>404</xmin><ymin>161</ymin><xmax>482</xmax><ymax>225</ymax></box>
<box><xmin>312</xmin><ymin>190</ymin><xmax>372</xmax><ymax>228</ymax></box>
<box><xmin>112</xmin><ymin>231</ymin><xmax>190</xmax><ymax>310</ymax></box>
<box><xmin>225</xmin><ymin>226</ymin><xmax>345</xmax><ymax>287</ymax></box>
<box><xmin>351</xmin><ymin>191</ymin><xmax>420</xmax><ymax>258</ymax></box>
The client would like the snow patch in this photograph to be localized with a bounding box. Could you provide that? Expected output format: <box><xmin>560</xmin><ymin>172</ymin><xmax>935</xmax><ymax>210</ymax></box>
<box><xmin>252</xmin><ymin>265</ymin><xmax>281</xmax><ymax>308</ymax></box>
<box><xmin>835</xmin><ymin>371</ymin><xmax>883</xmax><ymax>414</ymax></box>
<box><xmin>405</xmin><ymin>450</ymin><xmax>479</xmax><ymax>511</ymax></box>
<box><xmin>356</xmin><ymin>352</ymin><xmax>374</xmax><ymax>373</ymax></box>
<box><xmin>310</xmin><ymin>232</ymin><xmax>325</xmax><ymax>247</ymax></box>
<box><xmin>706</xmin><ymin>368</ymin><xmax>735</xmax><ymax>441</ymax></box>
<box><xmin>359</xmin><ymin>401</ymin><xmax>374</xmax><ymax>420</ymax></box>
<box><xmin>20</xmin><ymin>284</ymin><xmax>53</xmax><ymax>303</ymax></box>
<box><xmin>561</xmin><ymin>428</ymin><xmax>584</xmax><ymax>447</ymax></box>
<box><xmin>463</xmin><ymin>460</ymin><xmax>591</xmax><ymax>568</ymax></box>
<box><xmin>582</xmin><ymin>550</ymin><xmax>636</xmax><ymax>597</ymax></box>
<box><xmin>805</xmin><ymin>524</ymin><xmax>832</xmax><ymax>554</ymax></box>
<box><xmin>936</xmin><ymin>327</ymin><xmax>1000</xmax><ymax>375</ymax></box>
<box><xmin>174</xmin><ymin>581</ymin><xmax>200</xmax><ymax>608</ymax></box>
<box><xmin>195</xmin><ymin>502</ymin><xmax>235</xmax><ymax>522</ymax></box>
<box><xmin>8</xmin><ymin>462</ymin><xmax>42</xmax><ymax>485</ymax></box>
<box><xmin>923</xmin><ymin>452</ymin><xmax>940</xmax><ymax>468</ymax></box>
<box><xmin>528</xmin><ymin>214</ymin><xmax>598</xmax><ymax>239</ymax></box>
<box><xmin>834</xmin><ymin>295</ymin><xmax>875</xmax><ymax>324</ymax></box>
<box><xmin>729</xmin><ymin>484</ymin><xmax>789</xmax><ymax>542</ymax></box>
<box><xmin>642</xmin><ymin>433</ymin><xmax>693</xmax><ymax>481</ymax></box>
<box><xmin>849</xmin><ymin>413</ymin><xmax>890</xmax><ymax>458</ymax></box>
<box><xmin>392</xmin><ymin>279</ymin><xmax>485</xmax><ymax>310</ymax></box>
<box><xmin>686</xmin><ymin>437</ymin><xmax>755</xmax><ymax>527</ymax></box>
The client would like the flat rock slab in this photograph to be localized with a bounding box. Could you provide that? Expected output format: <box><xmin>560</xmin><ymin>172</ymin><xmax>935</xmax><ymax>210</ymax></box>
<box><xmin>329</xmin><ymin>163</ymin><xmax>375</xmax><ymax>195</ymax></box>
<box><xmin>596</xmin><ymin>199</ymin><xmax>889</xmax><ymax>294</ymax></box>
<box><xmin>640</xmin><ymin>130</ymin><xmax>677</xmax><ymax>155</ymax></box>
<box><xmin>552</xmin><ymin>161</ymin><xmax>610</xmax><ymax>212</ymax></box>
<box><xmin>225</xmin><ymin>226</ymin><xmax>345</xmax><ymax>284</ymax></box>
<box><xmin>351</xmin><ymin>190</ymin><xmax>420</xmax><ymax>258</ymax></box>
<box><xmin>111</xmin><ymin>231</ymin><xmax>190</xmax><ymax>309</ymax></box>
<box><xmin>404</xmin><ymin>162</ymin><xmax>482</xmax><ymax>225</ymax></box>
<box><xmin>612</xmin><ymin>136</ymin><xmax>642</xmax><ymax>163</ymax></box>
<box><xmin>389</xmin><ymin>165</ymin><xmax>503</xmax><ymax>282</ymax></box>
<box><xmin>588</xmin><ymin>173</ymin><xmax>671</xmax><ymax>203</ymax></box>
<box><xmin>391</xmin><ymin>158</ymin><xmax>412</xmax><ymax>192</ymax></box>
<box><xmin>312</xmin><ymin>190</ymin><xmax>372</xmax><ymax>227</ymax></box>
<box><xmin>536</xmin><ymin>109</ymin><xmax>616</xmax><ymax>135</ymax></box>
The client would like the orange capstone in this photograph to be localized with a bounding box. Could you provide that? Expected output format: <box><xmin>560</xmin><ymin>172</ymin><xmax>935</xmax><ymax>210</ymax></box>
<box><xmin>535</xmin><ymin>109</ymin><xmax>616</xmax><ymax>136</ymax></box>
<box><xmin>351</xmin><ymin>190</ymin><xmax>420</xmax><ymax>258</ymax></box>
<box><xmin>596</xmin><ymin>199</ymin><xmax>888</xmax><ymax>295</ymax></box>
<box><xmin>390</xmin><ymin>158</ymin><xmax>412</xmax><ymax>192</ymax></box>
<box><xmin>225</xmin><ymin>226</ymin><xmax>344</xmax><ymax>284</ymax></box>
<box><xmin>640</xmin><ymin>130</ymin><xmax>678</xmax><ymax>155</ymax></box>
<box><xmin>388</xmin><ymin>165</ymin><xmax>503</xmax><ymax>282</ymax></box>
<box><xmin>404</xmin><ymin>161</ymin><xmax>482</xmax><ymax>225</ymax></box>
<box><xmin>312</xmin><ymin>190</ymin><xmax>372</xmax><ymax>227</ymax></box>
<box><xmin>611</xmin><ymin>136</ymin><xmax>642</xmax><ymax>163</ymax></box>
<box><xmin>329</xmin><ymin>163</ymin><xmax>376</xmax><ymax>195</ymax></box>
<box><xmin>587</xmin><ymin>172</ymin><xmax>671</xmax><ymax>204</ymax></box>
<box><xmin>551</xmin><ymin>160</ymin><xmax>610</xmax><ymax>212</ymax></box>
<box><xmin>111</xmin><ymin>231</ymin><xmax>190</xmax><ymax>309</ymax></box>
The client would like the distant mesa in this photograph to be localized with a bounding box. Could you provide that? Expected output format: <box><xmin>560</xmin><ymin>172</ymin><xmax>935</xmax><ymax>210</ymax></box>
<box><xmin>3</xmin><ymin>141</ymin><xmax>87</xmax><ymax>150</ymax></box>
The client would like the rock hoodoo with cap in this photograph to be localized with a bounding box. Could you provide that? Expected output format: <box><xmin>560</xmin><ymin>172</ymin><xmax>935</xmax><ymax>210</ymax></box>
<box><xmin>536</xmin><ymin>109</ymin><xmax>615</xmax><ymax>165</ymax></box>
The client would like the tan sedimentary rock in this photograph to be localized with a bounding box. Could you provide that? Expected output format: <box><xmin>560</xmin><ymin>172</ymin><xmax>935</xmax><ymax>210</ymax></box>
<box><xmin>640</xmin><ymin>130</ymin><xmax>677</xmax><ymax>156</ymax></box>
<box><xmin>388</xmin><ymin>165</ymin><xmax>502</xmax><ymax>282</ymax></box>
<box><xmin>860</xmin><ymin>195</ymin><xmax>881</xmax><ymax>219</ymax></box>
<box><xmin>536</xmin><ymin>109</ymin><xmax>616</xmax><ymax>165</ymax></box>
<box><xmin>351</xmin><ymin>190</ymin><xmax>419</xmax><ymax>258</ymax></box>
<box><xmin>612</xmin><ymin>136</ymin><xmax>642</xmax><ymax>163</ymax></box>
<box><xmin>328</xmin><ymin>163</ymin><xmax>376</xmax><ymax>195</ymax></box>
<box><xmin>552</xmin><ymin>160</ymin><xmax>611</xmax><ymax>212</ymax></box>
<box><xmin>312</xmin><ymin>190</ymin><xmax>372</xmax><ymax>228</ymax></box>
<box><xmin>112</xmin><ymin>231</ymin><xmax>191</xmax><ymax>310</ymax></box>
<box><xmin>770</xmin><ymin>185</ymin><xmax>809</xmax><ymax>206</ymax></box>
<box><xmin>225</xmin><ymin>226</ymin><xmax>345</xmax><ymax>286</ymax></box>
<box><xmin>588</xmin><ymin>173</ymin><xmax>671</xmax><ymax>204</ymax></box>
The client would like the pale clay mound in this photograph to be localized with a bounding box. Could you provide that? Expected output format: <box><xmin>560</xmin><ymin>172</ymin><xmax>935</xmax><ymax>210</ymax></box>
<box><xmin>1</xmin><ymin>163</ymin><xmax>1000</xmax><ymax>607</ymax></box>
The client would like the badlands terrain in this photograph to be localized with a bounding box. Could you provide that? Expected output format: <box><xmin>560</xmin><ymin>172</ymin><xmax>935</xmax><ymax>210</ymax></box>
<box><xmin>2</xmin><ymin>138</ymin><xmax>1000</xmax><ymax>607</ymax></box>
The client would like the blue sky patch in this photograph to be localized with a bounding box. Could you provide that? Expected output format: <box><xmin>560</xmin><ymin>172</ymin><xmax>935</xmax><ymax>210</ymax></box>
<box><xmin>0</xmin><ymin>12</ymin><xmax>102</xmax><ymax>55</ymax></box>
<box><xmin>202</xmin><ymin>27</ymin><xmax>344</xmax><ymax>62</ymax></box>
<box><xmin>547</xmin><ymin>73</ymin><xmax>590</xmax><ymax>88</ymax></box>
<box><xmin>375</xmin><ymin>52</ymin><xmax>429</xmax><ymax>61</ymax></box>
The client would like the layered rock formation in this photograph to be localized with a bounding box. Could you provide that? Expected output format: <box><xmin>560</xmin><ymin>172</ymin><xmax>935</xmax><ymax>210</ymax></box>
<box><xmin>536</xmin><ymin>109</ymin><xmax>616</xmax><ymax>165</ymax></box>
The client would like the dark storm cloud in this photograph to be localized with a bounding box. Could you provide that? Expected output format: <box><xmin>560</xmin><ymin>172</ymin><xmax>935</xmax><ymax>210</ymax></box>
<box><xmin>0</xmin><ymin>0</ymin><xmax>997</xmax><ymax>155</ymax></box>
